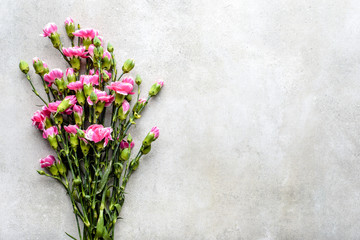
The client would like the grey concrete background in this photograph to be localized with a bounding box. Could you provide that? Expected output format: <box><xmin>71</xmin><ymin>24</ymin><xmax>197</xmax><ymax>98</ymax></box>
<box><xmin>1</xmin><ymin>0</ymin><xmax>360</xmax><ymax>239</ymax></box>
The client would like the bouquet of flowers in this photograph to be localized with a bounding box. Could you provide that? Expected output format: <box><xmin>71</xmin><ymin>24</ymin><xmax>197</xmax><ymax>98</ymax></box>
<box><xmin>19</xmin><ymin>17</ymin><xmax>164</xmax><ymax>240</ymax></box>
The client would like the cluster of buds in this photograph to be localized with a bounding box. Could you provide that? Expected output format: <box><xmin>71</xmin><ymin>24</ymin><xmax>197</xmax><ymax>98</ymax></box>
<box><xmin>19</xmin><ymin>17</ymin><xmax>164</xmax><ymax>240</ymax></box>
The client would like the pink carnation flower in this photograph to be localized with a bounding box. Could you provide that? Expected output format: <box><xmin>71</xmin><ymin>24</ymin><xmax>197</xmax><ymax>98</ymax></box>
<box><xmin>43</xmin><ymin>101</ymin><xmax>72</xmax><ymax>115</ymax></box>
<box><xmin>122</xmin><ymin>76</ymin><xmax>135</xmax><ymax>86</ymax></box>
<box><xmin>63</xmin><ymin>46</ymin><xmax>86</xmax><ymax>58</ymax></box>
<box><xmin>43</xmin><ymin>126</ymin><xmax>59</xmax><ymax>139</ymax></box>
<box><xmin>106</xmin><ymin>81</ymin><xmax>134</xmax><ymax>95</ymax></box>
<box><xmin>64</xmin><ymin>124</ymin><xmax>79</xmax><ymax>135</ymax></box>
<box><xmin>138</xmin><ymin>98</ymin><xmax>147</xmax><ymax>104</ymax></box>
<box><xmin>80</xmin><ymin>75</ymin><xmax>99</xmax><ymax>86</ymax></box>
<box><xmin>31</xmin><ymin>110</ymin><xmax>46</xmax><ymax>130</ymax></box>
<box><xmin>40</xmin><ymin>155</ymin><xmax>56</xmax><ymax>168</ymax></box>
<box><xmin>66</xmin><ymin>68</ymin><xmax>75</xmax><ymax>76</ymax></box>
<box><xmin>121</xmin><ymin>100</ymin><xmax>130</xmax><ymax>113</ymax></box>
<box><xmin>87</xmin><ymin>88</ymin><xmax>114</xmax><ymax>107</ymax></box>
<box><xmin>73</xmin><ymin>105</ymin><xmax>84</xmax><ymax>117</ymax></box>
<box><xmin>64</xmin><ymin>17</ymin><xmax>74</xmax><ymax>25</ymax></box>
<box><xmin>73</xmin><ymin>28</ymin><xmax>99</xmax><ymax>39</ymax></box>
<box><xmin>157</xmin><ymin>79</ymin><xmax>164</xmax><ymax>87</ymax></box>
<box><xmin>41</xmin><ymin>23</ymin><xmax>57</xmax><ymax>37</ymax></box>
<box><xmin>44</xmin><ymin>68</ymin><xmax>63</xmax><ymax>87</ymax></box>
<box><xmin>85</xmin><ymin>124</ymin><xmax>113</xmax><ymax>147</ymax></box>
<box><xmin>103</xmin><ymin>51</ymin><xmax>111</xmax><ymax>60</ymax></box>
<box><xmin>120</xmin><ymin>139</ymin><xmax>134</xmax><ymax>149</ymax></box>
<box><xmin>67</xmin><ymin>81</ymin><xmax>83</xmax><ymax>91</ymax></box>
<box><xmin>150</xmin><ymin>126</ymin><xmax>160</xmax><ymax>139</ymax></box>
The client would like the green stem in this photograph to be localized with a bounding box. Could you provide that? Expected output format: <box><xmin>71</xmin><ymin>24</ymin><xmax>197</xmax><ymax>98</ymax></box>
<box><xmin>25</xmin><ymin>74</ymin><xmax>48</xmax><ymax>106</ymax></box>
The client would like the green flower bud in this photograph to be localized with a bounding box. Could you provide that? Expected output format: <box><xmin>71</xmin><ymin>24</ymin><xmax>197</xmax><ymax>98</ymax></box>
<box><xmin>120</xmin><ymin>148</ymin><xmax>131</xmax><ymax>161</ymax></box>
<box><xmin>65</xmin><ymin>23</ymin><xmax>75</xmax><ymax>38</ymax></box>
<box><xmin>48</xmin><ymin>165</ymin><xmax>59</xmax><ymax>176</ymax></box>
<box><xmin>45</xmin><ymin>118</ymin><xmax>52</xmax><ymax>129</ymax></box>
<box><xmin>90</xmin><ymin>91</ymin><xmax>98</xmax><ymax>103</ymax></box>
<box><xmin>55</xmin><ymin>78</ymin><xmax>65</xmax><ymax>93</ymax></box>
<box><xmin>93</xmin><ymin>36</ymin><xmax>101</xmax><ymax>47</ymax></box>
<box><xmin>54</xmin><ymin>114</ymin><xmax>63</xmax><ymax>125</ymax></box>
<box><xmin>94</xmin><ymin>46</ymin><xmax>104</xmax><ymax>60</ymax></box>
<box><xmin>57</xmin><ymin>96</ymin><xmax>76</xmax><ymax>113</ymax></box>
<box><xmin>125</xmin><ymin>94</ymin><xmax>132</xmax><ymax>102</ymax></box>
<box><xmin>149</xmin><ymin>80</ymin><xmax>164</xmax><ymax>96</ymax></box>
<box><xmin>107</xmin><ymin>43</ymin><xmax>114</xmax><ymax>52</ymax></box>
<box><xmin>135</xmin><ymin>74</ymin><xmax>142</xmax><ymax>85</ymax></box>
<box><xmin>80</xmin><ymin>141</ymin><xmax>90</xmax><ymax>156</ymax></box>
<box><xmin>57</xmin><ymin>161</ymin><xmax>67</xmax><ymax>176</ymax></box>
<box><xmin>101</xmin><ymin>72</ymin><xmax>110</xmax><ymax>82</ymax></box>
<box><xmin>76</xmin><ymin>129</ymin><xmax>84</xmax><ymax>139</ymax></box>
<box><xmin>129</xmin><ymin>158</ymin><xmax>139</xmax><ymax>171</ymax></box>
<box><xmin>95</xmin><ymin>101</ymin><xmax>105</xmax><ymax>118</ymax></box>
<box><xmin>114</xmin><ymin>93</ymin><xmax>125</xmax><ymax>107</ymax></box>
<box><xmin>69</xmin><ymin>134</ymin><xmax>79</xmax><ymax>149</ymax></box>
<box><xmin>83</xmin><ymin>38</ymin><xmax>92</xmax><ymax>50</ymax></box>
<box><xmin>19</xmin><ymin>60</ymin><xmax>29</xmax><ymax>74</ymax></box>
<box><xmin>114</xmin><ymin>162</ymin><xmax>123</xmax><ymax>178</ymax></box>
<box><xmin>83</xmin><ymin>84</ymin><xmax>93</xmax><ymax>98</ymax></box>
<box><xmin>50</xmin><ymin>32</ymin><xmax>61</xmax><ymax>49</ymax></box>
<box><xmin>70</xmin><ymin>58</ymin><xmax>81</xmax><ymax>71</ymax></box>
<box><xmin>127</xmin><ymin>133</ymin><xmax>132</xmax><ymax>143</ymax></box>
<box><xmin>141</xmin><ymin>145</ymin><xmax>151</xmax><ymax>155</ymax></box>
<box><xmin>48</xmin><ymin>135</ymin><xmax>58</xmax><ymax>150</ymax></box>
<box><xmin>122</xmin><ymin>59</ymin><xmax>135</xmax><ymax>73</ymax></box>
<box><xmin>75</xmin><ymin>90</ymin><xmax>85</xmax><ymax>105</ymax></box>
<box><xmin>33</xmin><ymin>58</ymin><xmax>45</xmax><ymax>75</ymax></box>
<box><xmin>37</xmin><ymin>170</ymin><xmax>46</xmax><ymax>175</ymax></box>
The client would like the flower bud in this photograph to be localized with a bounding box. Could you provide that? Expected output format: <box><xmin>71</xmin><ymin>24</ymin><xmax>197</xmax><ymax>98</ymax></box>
<box><xmin>129</xmin><ymin>158</ymin><xmax>139</xmax><ymax>171</ymax></box>
<box><xmin>83</xmin><ymin>38</ymin><xmax>92</xmax><ymax>49</ymax></box>
<box><xmin>122</xmin><ymin>59</ymin><xmax>135</xmax><ymax>73</ymax></box>
<box><xmin>107</xmin><ymin>43</ymin><xmax>114</xmax><ymax>52</ymax></box>
<box><xmin>50</xmin><ymin>32</ymin><xmax>61</xmax><ymax>49</ymax></box>
<box><xmin>95</xmin><ymin>101</ymin><xmax>105</xmax><ymax>118</ymax></box>
<box><xmin>93</xmin><ymin>36</ymin><xmax>101</xmax><ymax>47</ymax></box>
<box><xmin>70</xmin><ymin>57</ymin><xmax>81</xmax><ymax>71</ymax></box>
<box><xmin>57</xmin><ymin>95</ymin><xmax>77</xmax><ymax>113</ymax></box>
<box><xmin>80</xmin><ymin>140</ymin><xmax>90</xmax><ymax>156</ymax></box>
<box><xmin>66</xmin><ymin>68</ymin><xmax>76</xmax><ymax>83</ymax></box>
<box><xmin>90</xmin><ymin>91</ymin><xmax>98</xmax><ymax>103</ymax></box>
<box><xmin>33</xmin><ymin>57</ymin><xmax>45</xmax><ymax>75</ymax></box>
<box><xmin>48</xmin><ymin>135</ymin><xmax>58</xmax><ymax>150</ymax></box>
<box><xmin>127</xmin><ymin>133</ymin><xmax>132</xmax><ymax>143</ymax></box>
<box><xmin>69</xmin><ymin>134</ymin><xmax>79</xmax><ymax>149</ymax></box>
<box><xmin>19</xmin><ymin>60</ymin><xmax>29</xmax><ymax>74</ymax></box>
<box><xmin>55</xmin><ymin>78</ymin><xmax>66</xmax><ymax>93</ymax></box>
<box><xmin>135</xmin><ymin>74</ymin><xmax>142</xmax><ymax>85</ymax></box>
<box><xmin>76</xmin><ymin>91</ymin><xmax>86</xmax><ymax>105</ymax></box>
<box><xmin>77</xmin><ymin>128</ymin><xmax>85</xmax><ymax>138</ymax></box>
<box><xmin>142</xmin><ymin>126</ymin><xmax>159</xmax><ymax>146</ymax></box>
<box><xmin>83</xmin><ymin>84</ymin><xmax>93</xmax><ymax>98</ymax></box>
<box><xmin>149</xmin><ymin>79</ymin><xmax>164</xmax><ymax>96</ymax></box>
<box><xmin>57</xmin><ymin>161</ymin><xmax>67</xmax><ymax>176</ymax></box>
<box><xmin>37</xmin><ymin>170</ymin><xmax>46</xmax><ymax>175</ymax></box>
<box><xmin>54</xmin><ymin>114</ymin><xmax>63</xmax><ymax>125</ymax></box>
<box><xmin>65</xmin><ymin>17</ymin><xmax>75</xmax><ymax>38</ymax></box>
<box><xmin>102</xmin><ymin>72</ymin><xmax>110</xmax><ymax>82</ymax></box>
<box><xmin>141</xmin><ymin>144</ymin><xmax>151</xmax><ymax>155</ymax></box>
<box><xmin>120</xmin><ymin>148</ymin><xmax>131</xmax><ymax>161</ymax></box>
<box><xmin>114</xmin><ymin>162</ymin><xmax>123</xmax><ymax>178</ymax></box>
<box><xmin>94</xmin><ymin>46</ymin><xmax>103</xmax><ymax>60</ymax></box>
<box><xmin>125</xmin><ymin>94</ymin><xmax>132</xmax><ymax>102</ymax></box>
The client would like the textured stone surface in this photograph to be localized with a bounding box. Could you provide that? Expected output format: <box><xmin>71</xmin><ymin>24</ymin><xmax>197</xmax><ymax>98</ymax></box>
<box><xmin>1</xmin><ymin>0</ymin><xmax>360</xmax><ymax>239</ymax></box>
